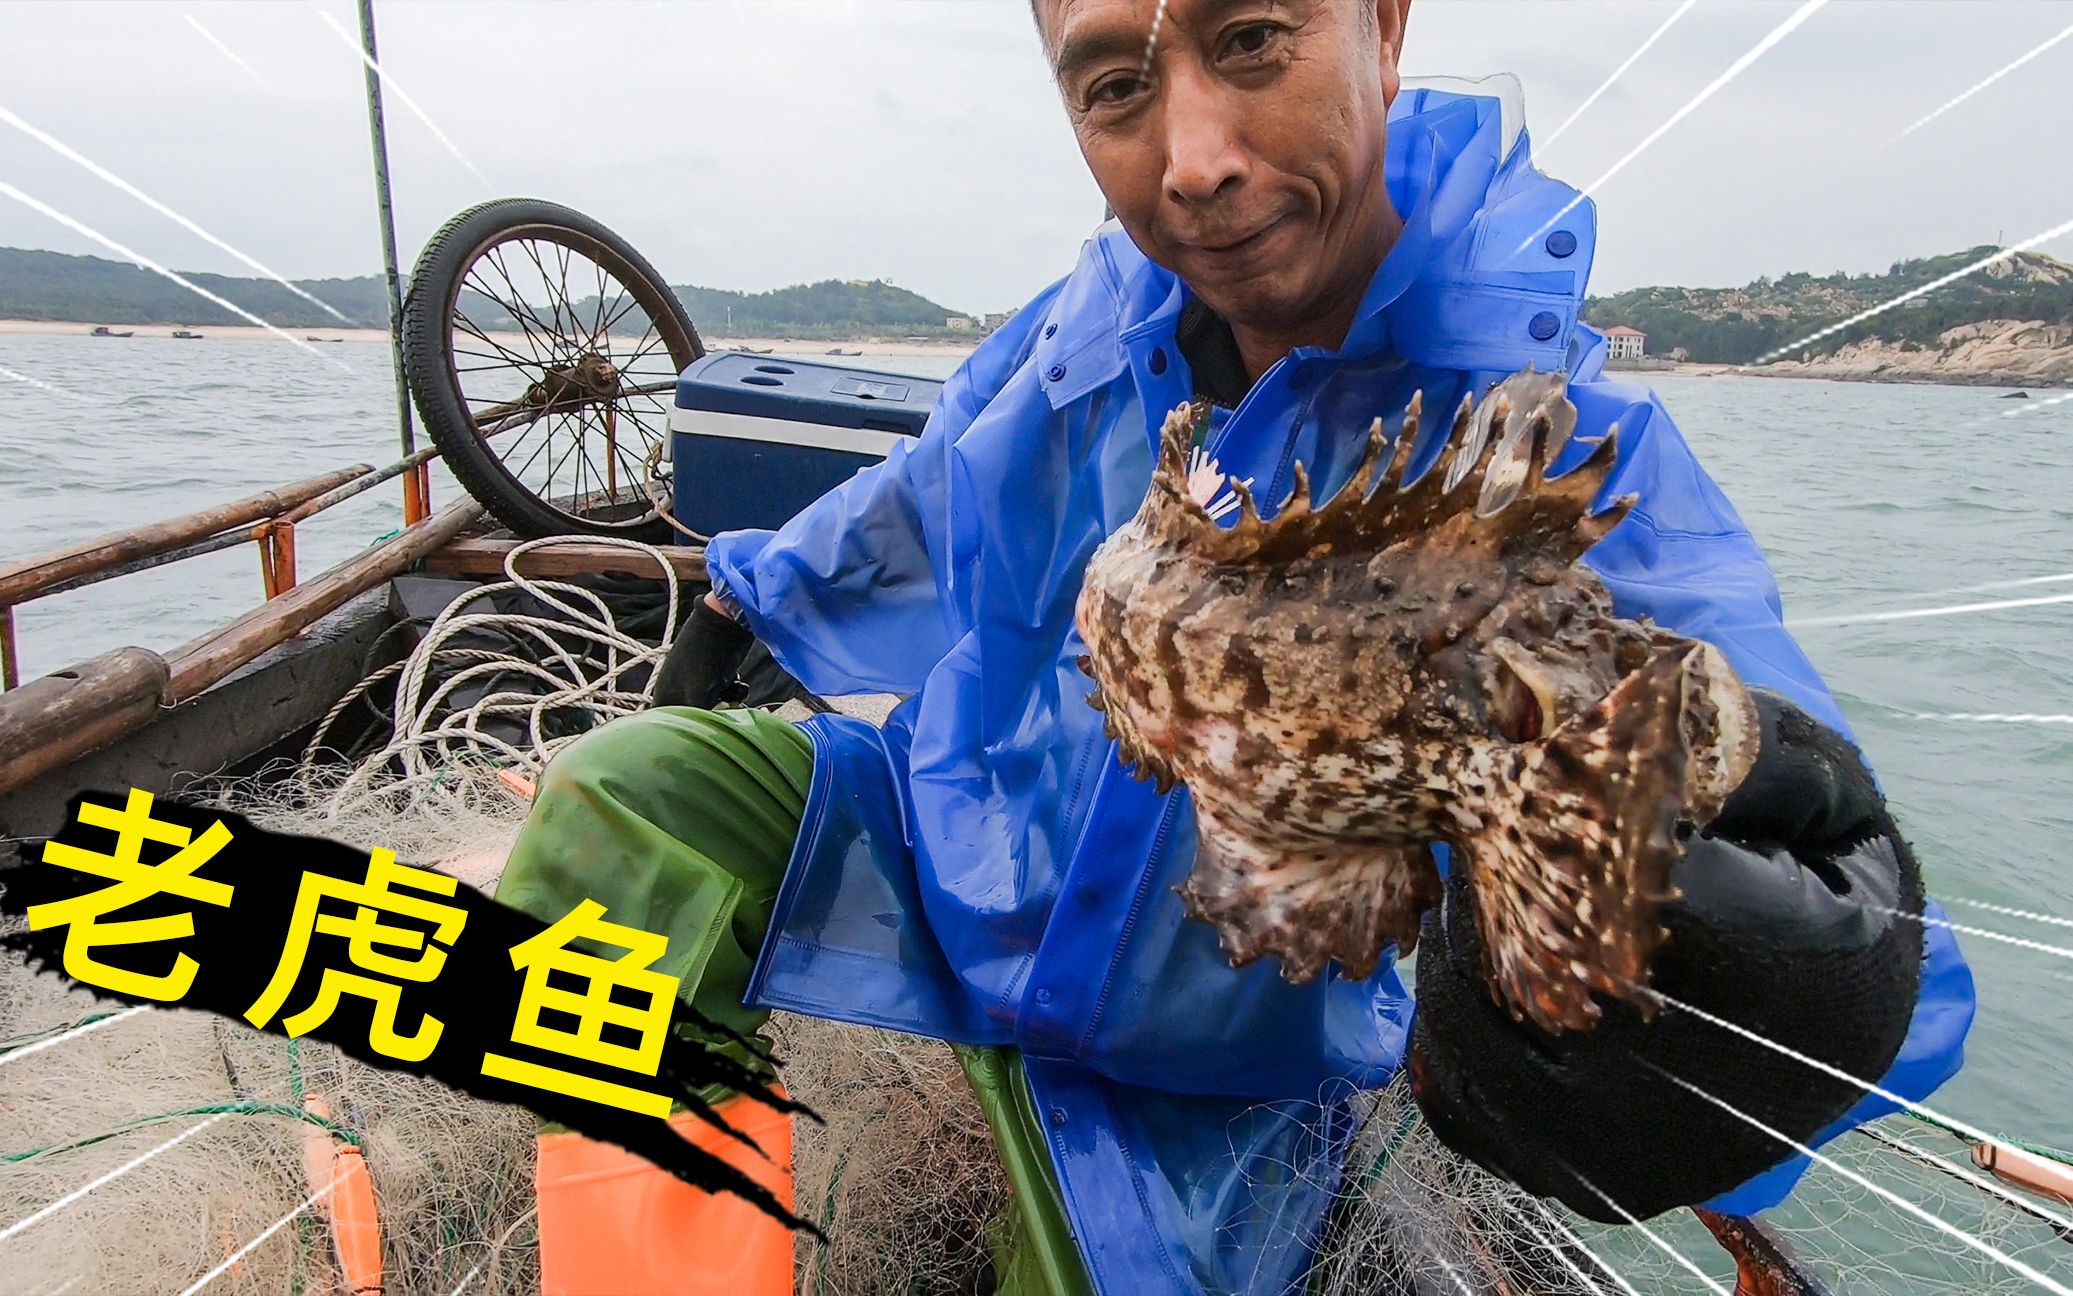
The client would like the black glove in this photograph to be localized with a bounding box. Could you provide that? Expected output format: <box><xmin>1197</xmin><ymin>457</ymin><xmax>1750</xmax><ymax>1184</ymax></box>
<box><xmin>1407</xmin><ymin>690</ymin><xmax>1926</xmax><ymax>1222</ymax></box>
<box><xmin>650</xmin><ymin>596</ymin><xmax>755</xmax><ymax>709</ymax></box>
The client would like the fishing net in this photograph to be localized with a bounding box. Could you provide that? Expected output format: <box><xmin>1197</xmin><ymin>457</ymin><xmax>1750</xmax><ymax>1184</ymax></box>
<box><xmin>0</xmin><ymin>779</ymin><xmax>543</xmax><ymax>1296</ymax></box>
<box><xmin>770</xmin><ymin>1016</ymin><xmax>1009</xmax><ymax>1296</ymax></box>
<box><xmin>1298</xmin><ymin>1073</ymin><xmax>2073</xmax><ymax>1294</ymax></box>
<box><xmin>1</xmin><ymin>741</ymin><xmax>998</xmax><ymax>1295</ymax></box>
<box><xmin>0</xmin><ymin>985</ymin><xmax>543</xmax><ymax>1295</ymax></box>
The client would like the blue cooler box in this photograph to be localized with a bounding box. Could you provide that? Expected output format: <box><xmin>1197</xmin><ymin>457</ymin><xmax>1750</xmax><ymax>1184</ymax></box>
<box><xmin>669</xmin><ymin>353</ymin><xmax>944</xmax><ymax>539</ymax></box>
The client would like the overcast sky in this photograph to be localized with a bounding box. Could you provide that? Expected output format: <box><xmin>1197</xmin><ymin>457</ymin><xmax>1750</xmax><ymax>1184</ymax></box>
<box><xmin>1</xmin><ymin>0</ymin><xmax>2069</xmax><ymax>315</ymax></box>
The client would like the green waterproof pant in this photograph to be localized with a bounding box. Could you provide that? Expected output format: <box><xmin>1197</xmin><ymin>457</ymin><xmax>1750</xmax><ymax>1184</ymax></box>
<box><xmin>497</xmin><ymin>707</ymin><xmax>1092</xmax><ymax>1296</ymax></box>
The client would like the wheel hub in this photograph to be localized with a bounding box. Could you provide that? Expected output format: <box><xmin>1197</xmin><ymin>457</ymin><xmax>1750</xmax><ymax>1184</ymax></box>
<box><xmin>525</xmin><ymin>352</ymin><xmax>621</xmax><ymax>413</ymax></box>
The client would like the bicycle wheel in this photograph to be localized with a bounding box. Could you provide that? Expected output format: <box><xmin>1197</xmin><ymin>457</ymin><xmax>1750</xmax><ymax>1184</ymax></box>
<box><xmin>403</xmin><ymin>198</ymin><xmax>703</xmax><ymax>540</ymax></box>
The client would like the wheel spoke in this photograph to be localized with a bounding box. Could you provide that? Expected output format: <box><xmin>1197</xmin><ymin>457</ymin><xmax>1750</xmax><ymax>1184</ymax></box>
<box><xmin>470</xmin><ymin>256</ymin><xmax>551</xmax><ymax>361</ymax></box>
<box><xmin>486</xmin><ymin>244</ymin><xmax>563</xmax><ymax>361</ymax></box>
<box><xmin>452</xmin><ymin>359</ymin><xmax>547</xmax><ymax>376</ymax></box>
<box><xmin>607</xmin><ymin>425</ymin><xmax>649</xmax><ymax>502</ymax></box>
<box><xmin>452</xmin><ymin>311</ymin><xmax>541</xmax><ymax>370</ymax></box>
<box><xmin>449</xmin><ymin>322</ymin><xmax>544</xmax><ymax>420</ymax></box>
<box><xmin>553</xmin><ymin>241</ymin><xmax>574</xmax><ymax>340</ymax></box>
<box><xmin>450</xmin><ymin>345</ymin><xmax>534</xmax><ymax>368</ymax></box>
<box><xmin>595</xmin><ymin>294</ymin><xmax>643</xmax><ymax>352</ymax></box>
<box><xmin>621</xmin><ymin>329</ymin><xmax>669</xmax><ymax>377</ymax></box>
<box><xmin>479</xmin><ymin>406</ymin><xmax>547</xmax><ymax>439</ymax></box>
<box><xmin>518</xmin><ymin>239</ymin><xmax>575</xmax><ymax>356</ymax></box>
<box><xmin>513</xmin><ymin>414</ymin><xmax>559</xmax><ymax>482</ymax></box>
<box><xmin>549</xmin><ymin>408</ymin><xmax>588</xmax><ymax>507</ymax></box>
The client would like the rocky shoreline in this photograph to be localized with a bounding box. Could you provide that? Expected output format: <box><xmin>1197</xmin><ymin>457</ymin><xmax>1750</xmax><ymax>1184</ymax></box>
<box><xmin>1747</xmin><ymin>319</ymin><xmax>2072</xmax><ymax>388</ymax></box>
<box><xmin>1627</xmin><ymin>318</ymin><xmax>2073</xmax><ymax>389</ymax></box>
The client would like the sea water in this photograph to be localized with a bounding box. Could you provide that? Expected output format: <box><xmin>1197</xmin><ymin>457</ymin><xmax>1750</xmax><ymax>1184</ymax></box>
<box><xmin>3</xmin><ymin>332</ymin><xmax>2071</xmax><ymax>1288</ymax></box>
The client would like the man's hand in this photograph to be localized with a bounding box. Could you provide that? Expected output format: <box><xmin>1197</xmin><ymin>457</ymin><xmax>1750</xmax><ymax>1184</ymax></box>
<box><xmin>1406</xmin><ymin>690</ymin><xmax>1926</xmax><ymax>1221</ymax></box>
<box><xmin>650</xmin><ymin>592</ymin><xmax>755</xmax><ymax>710</ymax></box>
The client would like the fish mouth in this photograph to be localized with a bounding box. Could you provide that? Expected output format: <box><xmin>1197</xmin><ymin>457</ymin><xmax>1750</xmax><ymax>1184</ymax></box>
<box><xmin>1489</xmin><ymin>639</ymin><xmax>1560</xmax><ymax>744</ymax></box>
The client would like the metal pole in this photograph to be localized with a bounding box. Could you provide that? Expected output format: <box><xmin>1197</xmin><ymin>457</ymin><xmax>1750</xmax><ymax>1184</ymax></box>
<box><xmin>356</xmin><ymin>0</ymin><xmax>418</xmax><ymax>473</ymax></box>
<box><xmin>1</xmin><ymin>605</ymin><xmax>19</xmax><ymax>691</ymax></box>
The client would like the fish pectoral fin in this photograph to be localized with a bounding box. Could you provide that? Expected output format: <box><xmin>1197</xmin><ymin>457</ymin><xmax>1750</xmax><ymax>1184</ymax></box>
<box><xmin>1180</xmin><ymin>815</ymin><xmax>1438</xmax><ymax>986</ymax></box>
<box><xmin>1463</xmin><ymin>643</ymin><xmax>1741</xmax><ymax>1036</ymax></box>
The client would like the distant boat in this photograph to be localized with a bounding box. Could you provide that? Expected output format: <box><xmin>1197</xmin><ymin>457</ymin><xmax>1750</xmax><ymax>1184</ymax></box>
<box><xmin>825</xmin><ymin>347</ymin><xmax>862</xmax><ymax>357</ymax></box>
<box><xmin>2001</xmin><ymin>391</ymin><xmax>2030</xmax><ymax>399</ymax></box>
<box><xmin>89</xmin><ymin>326</ymin><xmax>134</xmax><ymax>338</ymax></box>
<box><xmin>728</xmin><ymin>345</ymin><xmax>773</xmax><ymax>355</ymax></box>
<box><xmin>171</xmin><ymin>329</ymin><xmax>203</xmax><ymax>340</ymax></box>
<box><xmin>307</xmin><ymin>336</ymin><xmax>346</xmax><ymax>343</ymax></box>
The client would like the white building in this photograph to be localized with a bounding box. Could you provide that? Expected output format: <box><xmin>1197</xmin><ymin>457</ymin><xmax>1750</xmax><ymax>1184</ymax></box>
<box><xmin>945</xmin><ymin>316</ymin><xmax>974</xmax><ymax>332</ymax></box>
<box><xmin>1604</xmin><ymin>325</ymin><xmax>1646</xmax><ymax>360</ymax></box>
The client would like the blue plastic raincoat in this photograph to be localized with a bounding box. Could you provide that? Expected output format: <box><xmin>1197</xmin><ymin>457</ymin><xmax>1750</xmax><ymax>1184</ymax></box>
<box><xmin>708</xmin><ymin>84</ymin><xmax>1976</xmax><ymax>1294</ymax></box>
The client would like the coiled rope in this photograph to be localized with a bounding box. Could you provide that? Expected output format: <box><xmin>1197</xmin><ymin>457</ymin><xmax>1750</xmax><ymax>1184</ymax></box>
<box><xmin>302</xmin><ymin>535</ymin><xmax>683</xmax><ymax>816</ymax></box>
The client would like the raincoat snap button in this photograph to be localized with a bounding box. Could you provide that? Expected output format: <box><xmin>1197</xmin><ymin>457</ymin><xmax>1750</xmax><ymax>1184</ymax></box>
<box><xmin>1528</xmin><ymin>311</ymin><xmax>1561</xmax><ymax>341</ymax></box>
<box><xmin>1043</xmin><ymin>323</ymin><xmax>1057</xmax><ymax>339</ymax></box>
<box><xmin>1149</xmin><ymin>348</ymin><xmax>1168</xmax><ymax>375</ymax></box>
<box><xmin>1047</xmin><ymin>363</ymin><xmax>1067</xmax><ymax>382</ymax></box>
<box><xmin>1035</xmin><ymin>987</ymin><xmax>1054</xmax><ymax>1005</ymax></box>
<box><xmin>1545</xmin><ymin>230</ymin><xmax>1577</xmax><ymax>258</ymax></box>
<box><xmin>1048</xmin><ymin>1107</ymin><xmax>1069</xmax><ymax>1127</ymax></box>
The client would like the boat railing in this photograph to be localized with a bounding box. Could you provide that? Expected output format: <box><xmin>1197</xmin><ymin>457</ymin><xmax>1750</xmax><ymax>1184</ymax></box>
<box><xmin>0</xmin><ymin>452</ymin><xmax>487</xmax><ymax>798</ymax></box>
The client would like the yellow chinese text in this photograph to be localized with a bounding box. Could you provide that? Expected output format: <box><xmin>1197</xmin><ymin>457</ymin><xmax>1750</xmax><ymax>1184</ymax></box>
<box><xmin>246</xmin><ymin>850</ymin><xmax>466</xmax><ymax>1062</ymax></box>
<box><xmin>481</xmin><ymin>898</ymin><xmax>680</xmax><ymax>1117</ymax></box>
<box><xmin>27</xmin><ymin>789</ymin><xmax>235</xmax><ymax>1000</ymax></box>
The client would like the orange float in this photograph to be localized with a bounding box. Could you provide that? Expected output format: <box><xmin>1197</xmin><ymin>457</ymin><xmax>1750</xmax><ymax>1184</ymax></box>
<box><xmin>535</xmin><ymin>1093</ymin><xmax>795</xmax><ymax>1296</ymax></box>
<box><xmin>301</xmin><ymin>1094</ymin><xmax>385</xmax><ymax>1296</ymax></box>
<box><xmin>1972</xmin><ymin>1140</ymin><xmax>2073</xmax><ymax>1207</ymax></box>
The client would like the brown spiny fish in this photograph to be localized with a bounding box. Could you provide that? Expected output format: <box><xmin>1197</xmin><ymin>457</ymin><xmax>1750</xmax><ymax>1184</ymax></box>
<box><xmin>1074</xmin><ymin>370</ymin><xmax>1759</xmax><ymax>1034</ymax></box>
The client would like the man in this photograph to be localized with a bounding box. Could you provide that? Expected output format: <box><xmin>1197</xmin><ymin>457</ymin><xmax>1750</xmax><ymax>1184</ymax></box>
<box><xmin>500</xmin><ymin>1</ymin><xmax>1976</xmax><ymax>1290</ymax></box>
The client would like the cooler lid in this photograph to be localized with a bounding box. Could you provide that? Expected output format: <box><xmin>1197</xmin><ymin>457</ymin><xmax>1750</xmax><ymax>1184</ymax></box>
<box><xmin>674</xmin><ymin>353</ymin><xmax>944</xmax><ymax>435</ymax></box>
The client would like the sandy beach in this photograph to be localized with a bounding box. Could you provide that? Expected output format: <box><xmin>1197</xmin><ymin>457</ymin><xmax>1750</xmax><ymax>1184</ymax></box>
<box><xmin>0</xmin><ymin>318</ymin><xmax>392</xmax><ymax>342</ymax></box>
<box><xmin>0</xmin><ymin>317</ymin><xmax>982</xmax><ymax>360</ymax></box>
<box><xmin>706</xmin><ymin>335</ymin><xmax>979</xmax><ymax>359</ymax></box>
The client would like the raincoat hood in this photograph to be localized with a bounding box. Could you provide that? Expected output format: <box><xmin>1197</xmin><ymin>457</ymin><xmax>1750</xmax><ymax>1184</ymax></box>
<box><xmin>706</xmin><ymin>80</ymin><xmax>1973</xmax><ymax>1295</ymax></box>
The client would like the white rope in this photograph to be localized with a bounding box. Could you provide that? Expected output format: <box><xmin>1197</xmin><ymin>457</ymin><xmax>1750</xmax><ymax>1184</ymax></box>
<box><xmin>310</xmin><ymin>536</ymin><xmax>682</xmax><ymax>818</ymax></box>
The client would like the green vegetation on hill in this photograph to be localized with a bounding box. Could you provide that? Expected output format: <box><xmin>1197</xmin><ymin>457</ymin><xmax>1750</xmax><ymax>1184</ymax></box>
<box><xmin>677</xmin><ymin>280</ymin><xmax>967</xmax><ymax>335</ymax></box>
<box><xmin>0</xmin><ymin>247</ymin><xmax>394</xmax><ymax>328</ymax></box>
<box><xmin>1584</xmin><ymin>247</ymin><xmax>2073</xmax><ymax>364</ymax></box>
<box><xmin>17</xmin><ymin>241</ymin><xmax>2066</xmax><ymax>359</ymax></box>
<box><xmin>0</xmin><ymin>247</ymin><xmax>974</xmax><ymax>337</ymax></box>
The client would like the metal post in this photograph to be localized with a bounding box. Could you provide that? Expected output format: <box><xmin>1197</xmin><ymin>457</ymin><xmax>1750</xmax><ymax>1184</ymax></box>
<box><xmin>356</xmin><ymin>0</ymin><xmax>421</xmax><ymax>511</ymax></box>
<box><xmin>1</xmin><ymin>605</ymin><xmax>19</xmax><ymax>691</ymax></box>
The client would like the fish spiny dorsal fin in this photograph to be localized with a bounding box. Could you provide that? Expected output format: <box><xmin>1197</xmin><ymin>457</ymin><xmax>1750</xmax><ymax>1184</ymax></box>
<box><xmin>1285</xmin><ymin>461</ymin><xmax>1313</xmax><ymax>517</ymax></box>
<box><xmin>1441</xmin><ymin>387</ymin><xmax>1503</xmax><ymax>495</ymax></box>
<box><xmin>1453</xmin><ymin>384</ymin><xmax>1522</xmax><ymax>502</ymax></box>
<box><xmin>1536</xmin><ymin>376</ymin><xmax>1578</xmax><ymax>471</ymax></box>
<box><xmin>1523</xmin><ymin>391</ymin><xmax>1557</xmax><ymax>486</ymax></box>
<box><xmin>1475</xmin><ymin>401</ymin><xmax>1550</xmax><ymax>520</ymax></box>
<box><xmin>1406</xmin><ymin>391</ymin><xmax>1477</xmax><ymax>501</ymax></box>
<box><xmin>1512</xmin><ymin>423</ymin><xmax>1631</xmax><ymax>561</ymax></box>
<box><xmin>1382</xmin><ymin>394</ymin><xmax>1423</xmax><ymax>492</ymax></box>
<box><xmin>1143</xmin><ymin>402</ymin><xmax>1217</xmax><ymax>545</ymax></box>
<box><xmin>1567</xmin><ymin>425</ymin><xmax>1633</xmax><ymax>547</ymax></box>
<box><xmin>1229</xmin><ymin>477</ymin><xmax>1264</xmax><ymax>535</ymax></box>
<box><xmin>1329</xmin><ymin>417</ymin><xmax>1393</xmax><ymax>518</ymax></box>
<box><xmin>1154</xmin><ymin>402</ymin><xmax>1198</xmax><ymax>487</ymax></box>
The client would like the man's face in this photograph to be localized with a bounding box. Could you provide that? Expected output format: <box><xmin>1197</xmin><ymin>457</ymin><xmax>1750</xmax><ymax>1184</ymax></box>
<box><xmin>1039</xmin><ymin>0</ymin><xmax>1408</xmax><ymax>336</ymax></box>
